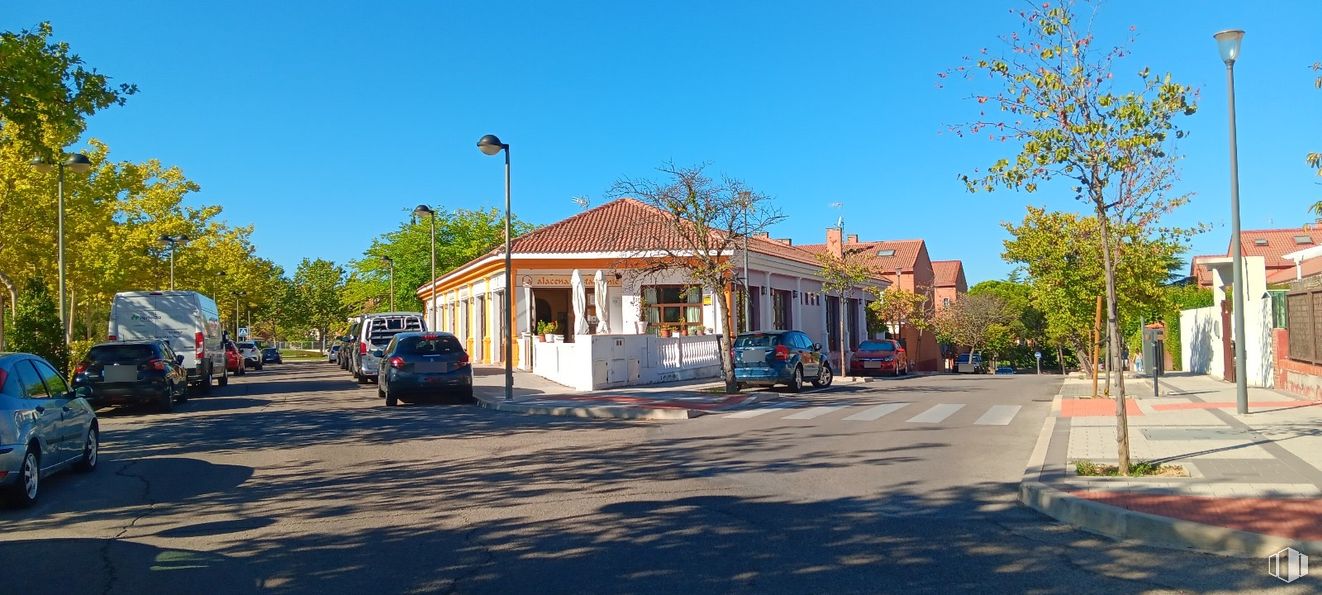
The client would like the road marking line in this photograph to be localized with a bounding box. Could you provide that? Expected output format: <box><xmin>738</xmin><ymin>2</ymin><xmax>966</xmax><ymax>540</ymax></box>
<box><xmin>842</xmin><ymin>403</ymin><xmax>909</xmax><ymax>421</ymax></box>
<box><xmin>974</xmin><ymin>405</ymin><xmax>1022</xmax><ymax>426</ymax></box>
<box><xmin>782</xmin><ymin>405</ymin><xmax>846</xmax><ymax>420</ymax></box>
<box><xmin>906</xmin><ymin>404</ymin><xmax>964</xmax><ymax>424</ymax></box>
<box><xmin>723</xmin><ymin>401</ymin><xmax>803</xmax><ymax>419</ymax></box>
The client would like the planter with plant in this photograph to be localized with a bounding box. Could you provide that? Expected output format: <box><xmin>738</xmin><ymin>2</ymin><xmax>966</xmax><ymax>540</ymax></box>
<box><xmin>536</xmin><ymin>320</ymin><xmax>559</xmax><ymax>342</ymax></box>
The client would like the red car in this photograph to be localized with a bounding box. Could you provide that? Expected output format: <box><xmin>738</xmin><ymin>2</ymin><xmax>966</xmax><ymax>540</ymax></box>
<box><xmin>224</xmin><ymin>341</ymin><xmax>245</xmax><ymax>376</ymax></box>
<box><xmin>851</xmin><ymin>339</ymin><xmax>910</xmax><ymax>376</ymax></box>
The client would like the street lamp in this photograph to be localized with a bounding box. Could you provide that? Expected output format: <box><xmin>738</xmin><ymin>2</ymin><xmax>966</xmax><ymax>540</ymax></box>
<box><xmin>30</xmin><ymin>152</ymin><xmax>92</xmax><ymax>342</ymax></box>
<box><xmin>1215</xmin><ymin>28</ymin><xmax>1249</xmax><ymax>415</ymax></box>
<box><xmin>381</xmin><ymin>255</ymin><xmax>395</xmax><ymax>311</ymax></box>
<box><xmin>477</xmin><ymin>134</ymin><xmax>514</xmax><ymax>402</ymax></box>
<box><xmin>413</xmin><ymin>205</ymin><xmax>437</xmax><ymax>331</ymax></box>
<box><xmin>159</xmin><ymin>234</ymin><xmax>188</xmax><ymax>290</ymax></box>
<box><xmin>234</xmin><ymin>290</ymin><xmax>246</xmax><ymax>339</ymax></box>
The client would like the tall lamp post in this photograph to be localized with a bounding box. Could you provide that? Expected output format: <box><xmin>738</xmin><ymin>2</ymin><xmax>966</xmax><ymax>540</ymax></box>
<box><xmin>159</xmin><ymin>234</ymin><xmax>188</xmax><ymax>290</ymax></box>
<box><xmin>381</xmin><ymin>256</ymin><xmax>395</xmax><ymax>311</ymax></box>
<box><xmin>31</xmin><ymin>152</ymin><xmax>93</xmax><ymax>341</ymax></box>
<box><xmin>413</xmin><ymin>205</ymin><xmax>437</xmax><ymax>330</ymax></box>
<box><xmin>1215</xmin><ymin>28</ymin><xmax>1249</xmax><ymax>415</ymax></box>
<box><xmin>234</xmin><ymin>290</ymin><xmax>246</xmax><ymax>339</ymax></box>
<box><xmin>477</xmin><ymin>134</ymin><xmax>514</xmax><ymax>402</ymax></box>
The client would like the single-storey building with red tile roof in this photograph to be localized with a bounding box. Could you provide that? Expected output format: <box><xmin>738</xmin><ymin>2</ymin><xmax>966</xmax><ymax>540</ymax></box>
<box><xmin>1190</xmin><ymin>225</ymin><xmax>1322</xmax><ymax>288</ymax></box>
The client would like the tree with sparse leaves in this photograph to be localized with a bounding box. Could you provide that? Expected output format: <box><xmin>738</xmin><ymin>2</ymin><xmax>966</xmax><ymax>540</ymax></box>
<box><xmin>948</xmin><ymin>0</ymin><xmax>1196</xmax><ymax>473</ymax></box>
<box><xmin>611</xmin><ymin>163</ymin><xmax>783</xmax><ymax>392</ymax></box>
<box><xmin>932</xmin><ymin>293</ymin><xmax>1013</xmax><ymax>360</ymax></box>
<box><xmin>816</xmin><ymin>247</ymin><xmax>876</xmax><ymax>375</ymax></box>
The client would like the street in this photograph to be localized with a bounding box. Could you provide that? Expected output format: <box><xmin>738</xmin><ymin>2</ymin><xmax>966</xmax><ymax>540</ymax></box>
<box><xmin>0</xmin><ymin>363</ymin><xmax>1301</xmax><ymax>594</ymax></box>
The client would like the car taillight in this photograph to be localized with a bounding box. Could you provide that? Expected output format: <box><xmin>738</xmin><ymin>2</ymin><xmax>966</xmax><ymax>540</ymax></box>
<box><xmin>388</xmin><ymin>356</ymin><xmax>406</xmax><ymax>369</ymax></box>
<box><xmin>774</xmin><ymin>345</ymin><xmax>790</xmax><ymax>361</ymax></box>
<box><xmin>0</xmin><ymin>369</ymin><xmax>9</xmax><ymax>390</ymax></box>
<box><xmin>457</xmin><ymin>354</ymin><xmax>470</xmax><ymax>367</ymax></box>
<box><xmin>107</xmin><ymin>335</ymin><xmax>118</xmax><ymax>341</ymax></box>
<box><xmin>145</xmin><ymin>359</ymin><xmax>167</xmax><ymax>371</ymax></box>
<box><xmin>74</xmin><ymin>362</ymin><xmax>89</xmax><ymax>375</ymax></box>
<box><xmin>195</xmin><ymin>331</ymin><xmax>205</xmax><ymax>360</ymax></box>
<box><xmin>360</xmin><ymin>342</ymin><xmax>368</xmax><ymax>355</ymax></box>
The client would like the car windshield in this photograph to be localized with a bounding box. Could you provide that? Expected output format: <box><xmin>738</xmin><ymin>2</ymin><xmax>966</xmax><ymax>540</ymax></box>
<box><xmin>735</xmin><ymin>334</ymin><xmax>778</xmax><ymax>348</ymax></box>
<box><xmin>238</xmin><ymin>342</ymin><xmax>256</xmax><ymax>349</ymax></box>
<box><xmin>395</xmin><ymin>335</ymin><xmax>464</xmax><ymax>355</ymax></box>
<box><xmin>858</xmin><ymin>341</ymin><xmax>896</xmax><ymax>351</ymax></box>
<box><xmin>89</xmin><ymin>344</ymin><xmax>156</xmax><ymax>364</ymax></box>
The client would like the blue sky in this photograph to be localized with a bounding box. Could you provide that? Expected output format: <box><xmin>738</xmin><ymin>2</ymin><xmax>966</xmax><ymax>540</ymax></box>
<box><xmin>6</xmin><ymin>1</ymin><xmax>1321</xmax><ymax>285</ymax></box>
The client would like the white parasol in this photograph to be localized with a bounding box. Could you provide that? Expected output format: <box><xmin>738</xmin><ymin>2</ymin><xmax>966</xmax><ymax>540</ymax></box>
<box><xmin>571</xmin><ymin>269</ymin><xmax>589</xmax><ymax>335</ymax></box>
<box><xmin>594</xmin><ymin>270</ymin><xmax>609</xmax><ymax>334</ymax></box>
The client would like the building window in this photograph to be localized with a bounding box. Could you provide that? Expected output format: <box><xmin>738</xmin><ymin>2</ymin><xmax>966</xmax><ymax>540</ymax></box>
<box><xmin>643</xmin><ymin>285</ymin><xmax>702</xmax><ymax>334</ymax></box>
<box><xmin>942</xmin><ymin>297</ymin><xmax>951</xmax><ymax>309</ymax></box>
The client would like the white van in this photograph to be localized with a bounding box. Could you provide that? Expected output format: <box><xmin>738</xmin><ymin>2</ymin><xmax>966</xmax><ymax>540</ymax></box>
<box><xmin>108</xmin><ymin>291</ymin><xmax>228</xmax><ymax>392</ymax></box>
<box><xmin>350</xmin><ymin>312</ymin><xmax>427</xmax><ymax>383</ymax></box>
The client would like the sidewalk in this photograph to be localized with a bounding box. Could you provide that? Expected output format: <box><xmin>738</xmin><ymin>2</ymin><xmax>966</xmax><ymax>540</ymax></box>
<box><xmin>1021</xmin><ymin>372</ymin><xmax>1322</xmax><ymax>557</ymax></box>
<box><xmin>467</xmin><ymin>365</ymin><xmax>780</xmax><ymax>420</ymax></box>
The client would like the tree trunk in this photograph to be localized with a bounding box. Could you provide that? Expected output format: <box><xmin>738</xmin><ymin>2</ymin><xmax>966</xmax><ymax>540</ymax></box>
<box><xmin>712</xmin><ymin>282</ymin><xmax>737</xmax><ymax>392</ymax></box>
<box><xmin>1097</xmin><ymin>207</ymin><xmax>1131</xmax><ymax>475</ymax></box>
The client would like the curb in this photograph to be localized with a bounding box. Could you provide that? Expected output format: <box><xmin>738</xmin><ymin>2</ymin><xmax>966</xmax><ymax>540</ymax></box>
<box><xmin>1018</xmin><ymin>481</ymin><xmax>1322</xmax><ymax>558</ymax></box>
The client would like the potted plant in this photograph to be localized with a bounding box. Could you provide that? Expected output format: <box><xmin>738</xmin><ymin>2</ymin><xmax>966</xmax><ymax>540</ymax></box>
<box><xmin>536</xmin><ymin>320</ymin><xmax>557</xmax><ymax>342</ymax></box>
<box><xmin>636</xmin><ymin>296</ymin><xmax>650</xmax><ymax>334</ymax></box>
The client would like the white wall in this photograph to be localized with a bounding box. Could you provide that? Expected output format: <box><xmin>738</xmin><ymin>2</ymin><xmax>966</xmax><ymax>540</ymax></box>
<box><xmin>532</xmin><ymin>334</ymin><xmax>723</xmax><ymax>391</ymax></box>
<box><xmin>1183</xmin><ymin>256</ymin><xmax>1275</xmax><ymax>387</ymax></box>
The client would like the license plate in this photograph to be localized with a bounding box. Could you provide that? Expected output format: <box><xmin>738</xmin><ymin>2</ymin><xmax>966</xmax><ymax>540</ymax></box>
<box><xmin>863</xmin><ymin>361</ymin><xmax>882</xmax><ymax>369</ymax></box>
<box><xmin>739</xmin><ymin>350</ymin><xmax>766</xmax><ymax>364</ymax></box>
<box><xmin>104</xmin><ymin>366</ymin><xmax>139</xmax><ymax>382</ymax></box>
<box><xmin>415</xmin><ymin>362</ymin><xmax>447</xmax><ymax>373</ymax></box>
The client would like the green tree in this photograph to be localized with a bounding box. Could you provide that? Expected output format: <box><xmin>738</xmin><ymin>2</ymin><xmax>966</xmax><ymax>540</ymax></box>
<box><xmin>932</xmin><ymin>293</ymin><xmax>1012</xmax><ymax>360</ymax></box>
<box><xmin>868</xmin><ymin>286</ymin><xmax>929</xmax><ymax>355</ymax></box>
<box><xmin>817</xmin><ymin>246</ymin><xmax>876</xmax><ymax>374</ymax></box>
<box><xmin>951</xmin><ymin>1</ymin><xmax>1196</xmax><ymax>471</ymax></box>
<box><xmin>968</xmin><ymin>279</ymin><xmax>1046</xmax><ymax>368</ymax></box>
<box><xmin>288</xmin><ymin>259</ymin><xmax>348</xmax><ymax>352</ymax></box>
<box><xmin>11</xmin><ymin>278</ymin><xmax>68</xmax><ymax>373</ymax></box>
<box><xmin>0</xmin><ymin>22</ymin><xmax>136</xmax><ymax>156</ymax></box>
<box><xmin>611</xmin><ymin>163</ymin><xmax>783</xmax><ymax>392</ymax></box>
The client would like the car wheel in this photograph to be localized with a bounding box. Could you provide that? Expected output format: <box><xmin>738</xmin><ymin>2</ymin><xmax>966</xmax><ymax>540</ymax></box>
<box><xmin>812</xmin><ymin>363</ymin><xmax>833</xmax><ymax>388</ymax></box>
<box><xmin>218</xmin><ymin>366</ymin><xmax>229</xmax><ymax>387</ymax></box>
<box><xmin>357</xmin><ymin>373</ymin><xmax>368</xmax><ymax>384</ymax></box>
<box><xmin>157</xmin><ymin>386</ymin><xmax>174</xmax><ymax>413</ymax></box>
<box><xmin>385</xmin><ymin>388</ymin><xmax>398</xmax><ymax>407</ymax></box>
<box><xmin>378</xmin><ymin>385</ymin><xmax>386</xmax><ymax>399</ymax></box>
<box><xmin>256</xmin><ymin>363</ymin><xmax>263</xmax><ymax>371</ymax></box>
<box><xmin>460</xmin><ymin>386</ymin><xmax>475</xmax><ymax>403</ymax></box>
<box><xmin>175</xmin><ymin>383</ymin><xmax>188</xmax><ymax>404</ymax></box>
<box><xmin>787</xmin><ymin>366</ymin><xmax>803</xmax><ymax>393</ymax></box>
<box><xmin>75</xmin><ymin>427</ymin><xmax>98</xmax><ymax>472</ymax></box>
<box><xmin>197</xmin><ymin>366</ymin><xmax>212</xmax><ymax>395</ymax></box>
<box><xmin>7</xmin><ymin>448</ymin><xmax>39</xmax><ymax>507</ymax></box>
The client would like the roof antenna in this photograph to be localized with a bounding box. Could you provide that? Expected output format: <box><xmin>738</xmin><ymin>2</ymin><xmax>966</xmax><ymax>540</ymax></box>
<box><xmin>830</xmin><ymin>202</ymin><xmax>844</xmax><ymax>229</ymax></box>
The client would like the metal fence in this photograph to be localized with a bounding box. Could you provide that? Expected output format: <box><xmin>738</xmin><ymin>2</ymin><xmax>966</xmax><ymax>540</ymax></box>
<box><xmin>1285</xmin><ymin>289</ymin><xmax>1322</xmax><ymax>364</ymax></box>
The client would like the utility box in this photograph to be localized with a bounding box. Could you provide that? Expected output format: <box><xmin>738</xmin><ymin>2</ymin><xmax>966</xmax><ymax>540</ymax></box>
<box><xmin>1141</xmin><ymin>323</ymin><xmax>1166</xmax><ymax>377</ymax></box>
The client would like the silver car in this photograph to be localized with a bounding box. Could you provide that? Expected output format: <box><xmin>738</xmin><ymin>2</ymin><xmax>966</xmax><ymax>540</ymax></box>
<box><xmin>0</xmin><ymin>353</ymin><xmax>98</xmax><ymax>507</ymax></box>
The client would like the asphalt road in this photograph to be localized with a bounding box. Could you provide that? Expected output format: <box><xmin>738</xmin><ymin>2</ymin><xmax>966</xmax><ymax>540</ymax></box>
<box><xmin>0</xmin><ymin>363</ymin><xmax>1306</xmax><ymax>594</ymax></box>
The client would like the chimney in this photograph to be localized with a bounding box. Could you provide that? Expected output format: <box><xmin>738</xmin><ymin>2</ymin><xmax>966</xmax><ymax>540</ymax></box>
<box><xmin>826</xmin><ymin>227</ymin><xmax>843</xmax><ymax>259</ymax></box>
<box><xmin>753</xmin><ymin>231</ymin><xmax>770</xmax><ymax>238</ymax></box>
<box><xmin>774</xmin><ymin>238</ymin><xmax>793</xmax><ymax>246</ymax></box>
<box><xmin>846</xmin><ymin>234</ymin><xmax>858</xmax><ymax>244</ymax></box>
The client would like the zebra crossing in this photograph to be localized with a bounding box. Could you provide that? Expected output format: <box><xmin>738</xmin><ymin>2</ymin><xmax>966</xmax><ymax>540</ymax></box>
<box><xmin>721</xmin><ymin>400</ymin><xmax>1024</xmax><ymax>426</ymax></box>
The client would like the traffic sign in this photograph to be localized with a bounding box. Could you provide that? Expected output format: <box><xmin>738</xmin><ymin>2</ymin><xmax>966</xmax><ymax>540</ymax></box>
<box><xmin>1034</xmin><ymin>351</ymin><xmax>1042</xmax><ymax>360</ymax></box>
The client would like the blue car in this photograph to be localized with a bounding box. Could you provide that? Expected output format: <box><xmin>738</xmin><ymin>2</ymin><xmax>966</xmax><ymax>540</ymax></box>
<box><xmin>733</xmin><ymin>330</ymin><xmax>833</xmax><ymax>392</ymax></box>
<box><xmin>375</xmin><ymin>332</ymin><xmax>473</xmax><ymax>406</ymax></box>
<box><xmin>1</xmin><ymin>353</ymin><xmax>99</xmax><ymax>507</ymax></box>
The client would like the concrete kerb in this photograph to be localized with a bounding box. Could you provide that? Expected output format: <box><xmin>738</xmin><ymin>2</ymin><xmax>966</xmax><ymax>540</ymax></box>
<box><xmin>1018</xmin><ymin>387</ymin><xmax>1322</xmax><ymax>558</ymax></box>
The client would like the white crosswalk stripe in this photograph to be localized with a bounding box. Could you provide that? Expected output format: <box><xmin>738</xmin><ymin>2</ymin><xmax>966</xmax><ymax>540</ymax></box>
<box><xmin>782</xmin><ymin>405</ymin><xmax>847</xmax><ymax>420</ymax></box>
<box><xmin>974</xmin><ymin>405</ymin><xmax>1021</xmax><ymax>426</ymax></box>
<box><xmin>723</xmin><ymin>401</ymin><xmax>804</xmax><ymax>419</ymax></box>
<box><xmin>905</xmin><ymin>404</ymin><xmax>964</xmax><ymax>424</ymax></box>
<box><xmin>842</xmin><ymin>403</ymin><xmax>909</xmax><ymax>421</ymax></box>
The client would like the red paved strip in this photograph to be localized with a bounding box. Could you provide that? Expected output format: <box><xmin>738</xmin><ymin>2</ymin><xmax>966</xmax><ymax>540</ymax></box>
<box><xmin>1072</xmin><ymin>490</ymin><xmax>1322</xmax><ymax>541</ymax></box>
<box><xmin>1060</xmin><ymin>398</ymin><xmax>1142</xmax><ymax>417</ymax></box>
<box><xmin>543</xmin><ymin>394</ymin><xmax>749</xmax><ymax>410</ymax></box>
<box><xmin>1151</xmin><ymin>401</ymin><xmax>1321</xmax><ymax>411</ymax></box>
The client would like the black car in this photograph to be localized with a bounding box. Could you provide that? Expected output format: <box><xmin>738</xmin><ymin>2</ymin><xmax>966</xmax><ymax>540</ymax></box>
<box><xmin>376</xmin><ymin>332</ymin><xmax>473</xmax><ymax>406</ymax></box>
<box><xmin>73</xmin><ymin>340</ymin><xmax>189</xmax><ymax>411</ymax></box>
<box><xmin>261</xmin><ymin>348</ymin><xmax>282</xmax><ymax>364</ymax></box>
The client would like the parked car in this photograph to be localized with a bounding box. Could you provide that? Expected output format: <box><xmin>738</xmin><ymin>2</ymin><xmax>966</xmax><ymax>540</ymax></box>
<box><xmin>338</xmin><ymin>329</ymin><xmax>357</xmax><ymax>370</ymax></box>
<box><xmin>732</xmin><ymin>330</ymin><xmax>832</xmax><ymax>392</ymax></box>
<box><xmin>376</xmin><ymin>332</ymin><xmax>473</xmax><ymax>406</ymax></box>
<box><xmin>236</xmin><ymin>341</ymin><xmax>262</xmax><ymax>370</ymax></box>
<box><xmin>995</xmin><ymin>366</ymin><xmax>1016</xmax><ymax>375</ymax></box>
<box><xmin>850</xmin><ymin>339</ymin><xmax>910</xmax><ymax>377</ymax></box>
<box><xmin>0</xmin><ymin>352</ymin><xmax>98</xmax><ymax>507</ymax></box>
<box><xmin>262</xmin><ymin>348</ymin><xmax>283</xmax><ymax>364</ymax></box>
<box><xmin>73</xmin><ymin>340</ymin><xmax>189</xmax><ymax>411</ymax></box>
<box><xmin>108</xmin><ymin>291</ymin><xmax>228</xmax><ymax>393</ymax></box>
<box><xmin>224</xmin><ymin>341</ymin><xmax>244</xmax><ymax>376</ymax></box>
<box><xmin>350</xmin><ymin>312</ymin><xmax>427</xmax><ymax>384</ymax></box>
<box><xmin>327</xmin><ymin>343</ymin><xmax>340</xmax><ymax>363</ymax></box>
<box><xmin>955</xmin><ymin>352</ymin><xmax>987</xmax><ymax>374</ymax></box>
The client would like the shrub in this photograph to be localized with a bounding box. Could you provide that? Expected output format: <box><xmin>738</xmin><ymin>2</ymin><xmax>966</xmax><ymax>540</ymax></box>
<box><xmin>11</xmin><ymin>278</ymin><xmax>68</xmax><ymax>372</ymax></box>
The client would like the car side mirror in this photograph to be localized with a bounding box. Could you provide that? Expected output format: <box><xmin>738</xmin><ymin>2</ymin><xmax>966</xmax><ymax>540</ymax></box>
<box><xmin>813</xmin><ymin>343</ymin><xmax>822</xmax><ymax>351</ymax></box>
<box><xmin>175</xmin><ymin>354</ymin><xmax>185</xmax><ymax>365</ymax></box>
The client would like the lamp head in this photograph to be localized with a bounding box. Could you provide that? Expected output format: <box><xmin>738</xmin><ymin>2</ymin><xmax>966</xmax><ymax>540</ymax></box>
<box><xmin>65</xmin><ymin>153</ymin><xmax>93</xmax><ymax>174</ymax></box>
<box><xmin>477</xmin><ymin>134</ymin><xmax>507</xmax><ymax>156</ymax></box>
<box><xmin>413</xmin><ymin>204</ymin><xmax>434</xmax><ymax>218</ymax></box>
<box><xmin>1213</xmin><ymin>29</ymin><xmax>1245</xmax><ymax>65</ymax></box>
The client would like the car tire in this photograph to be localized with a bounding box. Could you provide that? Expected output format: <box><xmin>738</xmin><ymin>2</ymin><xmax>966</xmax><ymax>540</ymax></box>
<box><xmin>378</xmin><ymin>385</ymin><xmax>387</xmax><ymax>399</ymax></box>
<box><xmin>256</xmin><ymin>363</ymin><xmax>263</xmax><ymax>371</ymax></box>
<box><xmin>812</xmin><ymin>364</ymin><xmax>833</xmax><ymax>388</ymax></box>
<box><xmin>7</xmin><ymin>447</ymin><xmax>39</xmax><ymax>507</ymax></box>
<box><xmin>460</xmin><ymin>386</ymin><xmax>475</xmax><ymax>403</ymax></box>
<box><xmin>218</xmin><ymin>366</ymin><xmax>229</xmax><ymax>387</ymax></box>
<box><xmin>75</xmin><ymin>427</ymin><xmax>98</xmax><ymax>472</ymax></box>
<box><xmin>385</xmin><ymin>389</ymin><xmax>398</xmax><ymax>407</ymax></box>
<box><xmin>357</xmin><ymin>373</ymin><xmax>368</xmax><ymax>384</ymax></box>
<box><xmin>197</xmin><ymin>366</ymin><xmax>212</xmax><ymax>395</ymax></box>
<box><xmin>158</xmin><ymin>386</ymin><xmax>174</xmax><ymax>413</ymax></box>
<box><xmin>787</xmin><ymin>366</ymin><xmax>803</xmax><ymax>393</ymax></box>
<box><xmin>176</xmin><ymin>383</ymin><xmax>188</xmax><ymax>404</ymax></box>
